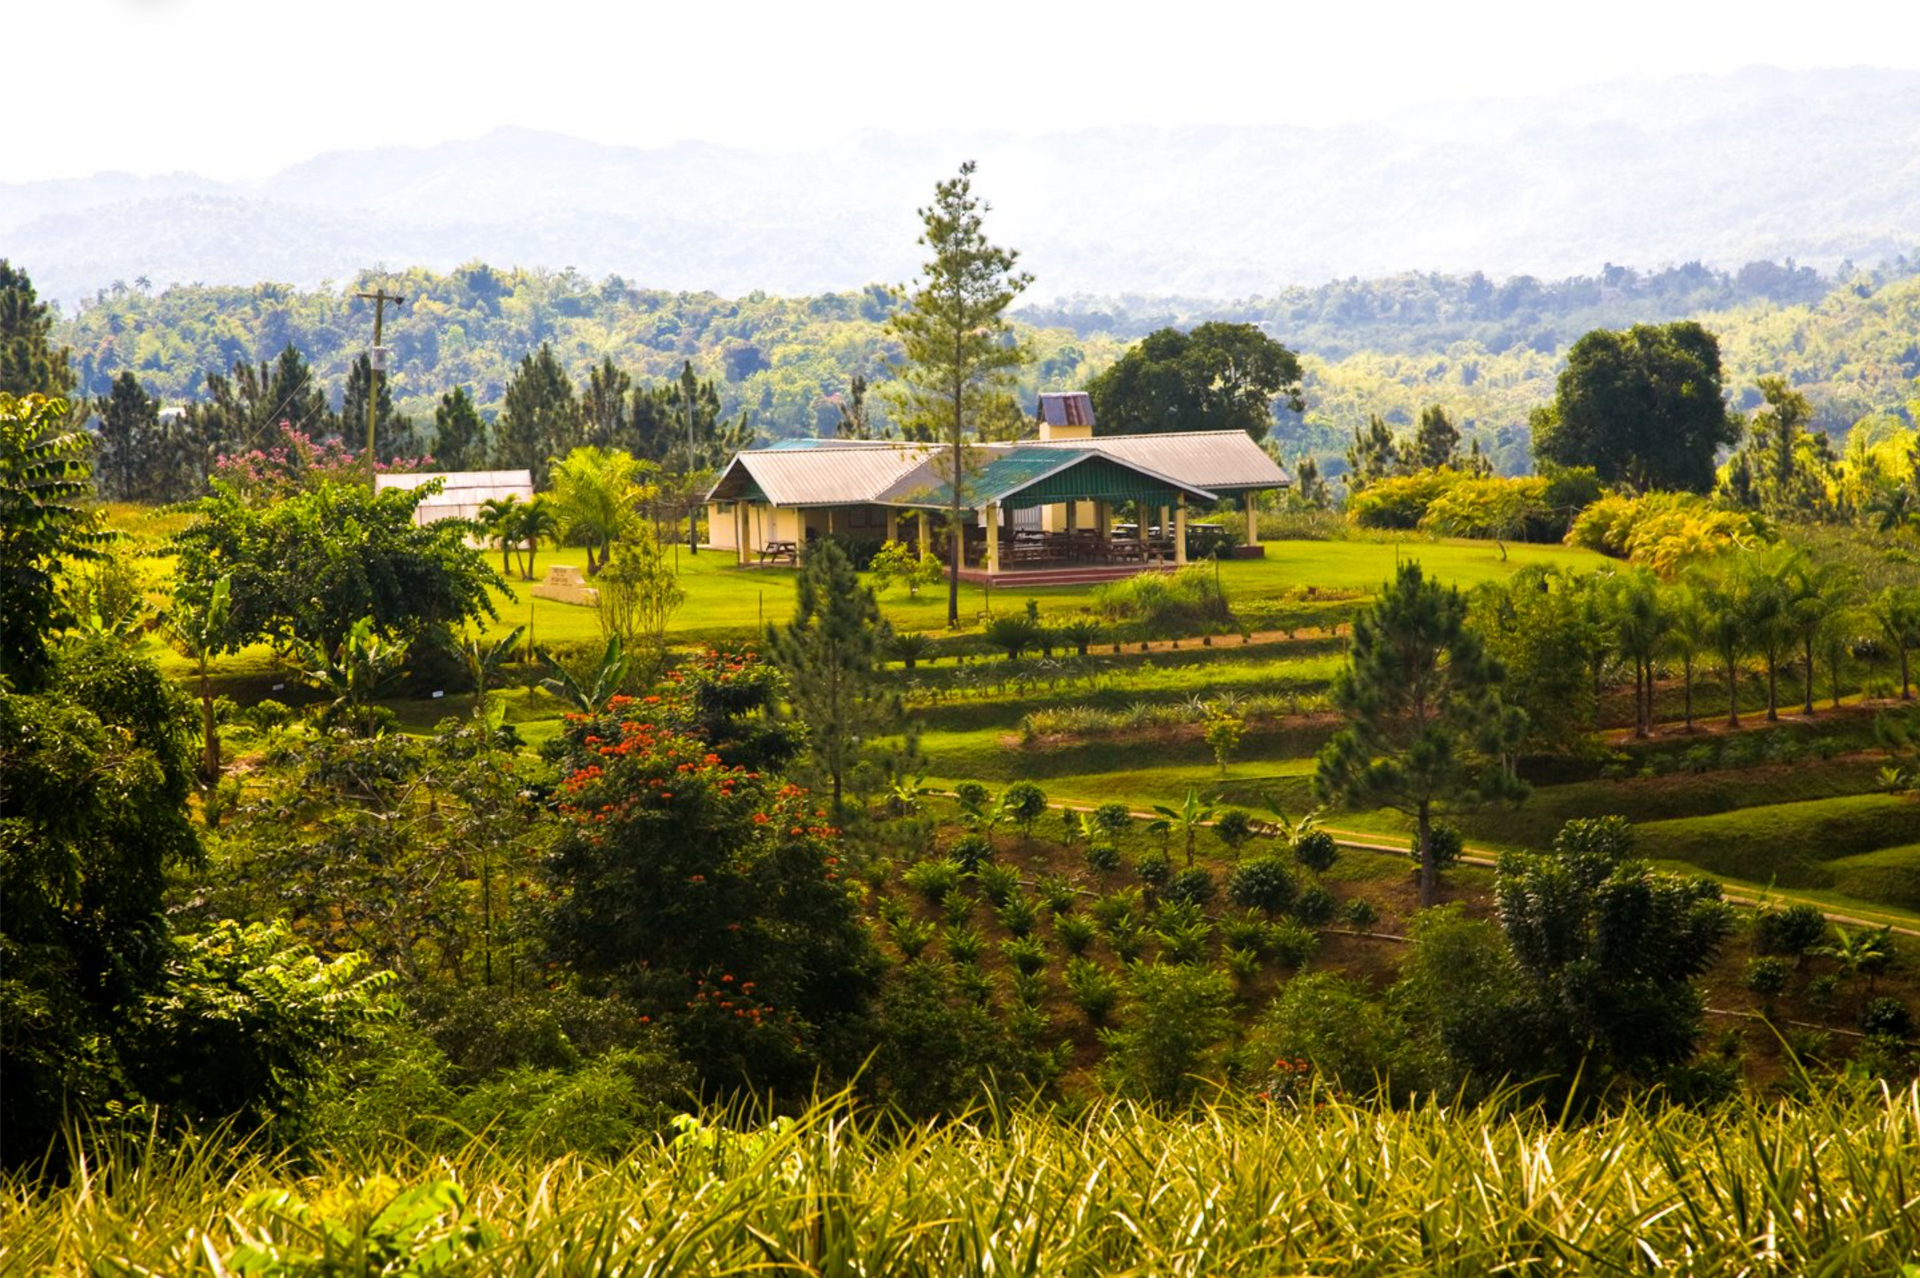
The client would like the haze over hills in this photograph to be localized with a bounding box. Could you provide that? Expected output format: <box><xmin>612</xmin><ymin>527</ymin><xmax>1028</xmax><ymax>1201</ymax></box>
<box><xmin>8</xmin><ymin>67</ymin><xmax>1919</xmax><ymax>309</ymax></box>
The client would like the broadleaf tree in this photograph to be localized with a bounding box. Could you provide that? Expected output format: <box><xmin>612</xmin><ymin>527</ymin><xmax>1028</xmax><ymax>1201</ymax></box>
<box><xmin>887</xmin><ymin>161</ymin><xmax>1033</xmax><ymax>628</ymax></box>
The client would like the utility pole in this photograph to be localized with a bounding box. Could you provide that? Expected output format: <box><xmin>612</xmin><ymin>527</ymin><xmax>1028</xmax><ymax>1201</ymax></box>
<box><xmin>356</xmin><ymin>286</ymin><xmax>406</xmax><ymax>487</ymax></box>
<box><xmin>681</xmin><ymin>360</ymin><xmax>699</xmax><ymax>555</ymax></box>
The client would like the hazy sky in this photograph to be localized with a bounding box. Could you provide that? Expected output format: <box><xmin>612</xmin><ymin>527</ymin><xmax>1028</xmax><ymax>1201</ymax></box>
<box><xmin>13</xmin><ymin>0</ymin><xmax>1920</xmax><ymax>181</ymax></box>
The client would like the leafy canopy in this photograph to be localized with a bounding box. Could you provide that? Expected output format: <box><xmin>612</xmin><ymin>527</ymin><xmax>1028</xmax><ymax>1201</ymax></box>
<box><xmin>1087</xmin><ymin>321</ymin><xmax>1305</xmax><ymax>442</ymax></box>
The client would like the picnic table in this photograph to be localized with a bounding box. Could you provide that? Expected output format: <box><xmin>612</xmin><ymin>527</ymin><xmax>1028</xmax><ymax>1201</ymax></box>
<box><xmin>758</xmin><ymin>539</ymin><xmax>798</xmax><ymax>565</ymax></box>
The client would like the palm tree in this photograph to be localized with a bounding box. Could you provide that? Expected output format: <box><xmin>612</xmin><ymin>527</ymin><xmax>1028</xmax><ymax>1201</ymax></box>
<box><xmin>1816</xmin><ymin>924</ymin><xmax>1895</xmax><ymax>998</ymax></box>
<box><xmin>1871</xmin><ymin>586</ymin><xmax>1920</xmax><ymax>700</ymax></box>
<box><xmin>515</xmin><ymin>496</ymin><xmax>560</xmax><ymax>581</ymax></box>
<box><xmin>1613</xmin><ymin>570</ymin><xmax>1670</xmax><ymax>737</ymax></box>
<box><xmin>1694</xmin><ymin>568</ymin><xmax>1750</xmax><ymax>728</ymax></box>
<box><xmin>476</xmin><ymin>495</ymin><xmax>524</xmax><ymax>577</ymax></box>
<box><xmin>1665</xmin><ymin>583</ymin><xmax>1712</xmax><ymax>731</ymax></box>
<box><xmin>1741</xmin><ymin>552</ymin><xmax>1793</xmax><ymax>722</ymax></box>
<box><xmin>548</xmin><ymin>446</ymin><xmax>647</xmax><ymax>576</ymax></box>
<box><xmin>1816</xmin><ymin>606</ymin><xmax>1857</xmax><ymax>711</ymax></box>
<box><xmin>1788</xmin><ymin>555</ymin><xmax>1853</xmax><ymax>715</ymax></box>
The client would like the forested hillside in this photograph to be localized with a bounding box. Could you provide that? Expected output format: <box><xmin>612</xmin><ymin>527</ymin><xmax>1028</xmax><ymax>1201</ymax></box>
<box><xmin>54</xmin><ymin>256</ymin><xmax>1920</xmax><ymax>474</ymax></box>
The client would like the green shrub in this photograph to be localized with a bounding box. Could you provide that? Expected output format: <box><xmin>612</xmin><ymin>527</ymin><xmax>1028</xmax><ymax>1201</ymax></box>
<box><xmin>983</xmin><ymin>615</ymin><xmax>1046</xmax><ymax>661</ymax></box>
<box><xmin>1421</xmin><ymin>824</ymin><xmax>1464</xmax><ymax>872</ymax></box>
<box><xmin>1293</xmin><ymin>829</ymin><xmax>1339</xmax><ymax>873</ymax></box>
<box><xmin>1294</xmin><ymin>884</ymin><xmax>1337</xmax><ymax>926</ymax></box>
<box><xmin>1228</xmin><ymin>857</ymin><xmax>1297</xmax><ymax>914</ymax></box>
<box><xmin>1744</xmin><ymin>956</ymin><xmax>1790</xmax><ymax>1001</ymax></box>
<box><xmin>1265</xmin><ymin>919</ymin><xmax>1321</xmax><ymax>967</ymax></box>
<box><xmin>940</xmin><ymin>889</ymin><xmax>975</xmax><ymax>926</ymax></box>
<box><xmin>1086</xmin><ymin>842</ymin><xmax>1122</xmax><ymax>873</ymax></box>
<box><xmin>1213</xmin><ymin>807</ymin><xmax>1256</xmax><ymax>854</ymax></box>
<box><xmin>1093</xmin><ymin>802</ymin><xmax>1133</xmax><ymax>839</ymax></box>
<box><xmin>891</xmin><ymin>917</ymin><xmax>936</xmax><ymax>960</ymax></box>
<box><xmin>1220</xmin><ymin>911</ymin><xmax>1269</xmax><ymax>952</ymax></box>
<box><xmin>1054</xmin><ymin>912</ymin><xmax>1098</xmax><ymax>955</ymax></box>
<box><xmin>1002</xmin><ymin>935</ymin><xmax>1048</xmax><ymax>977</ymax></box>
<box><xmin>996</xmin><ymin>893</ymin><xmax>1038</xmax><ymax>939</ymax></box>
<box><xmin>1065</xmin><ymin>957</ymin><xmax>1120</xmax><ymax>1025</ymax></box>
<box><xmin>976</xmin><ymin>863</ymin><xmax>1020</xmax><ymax>908</ymax></box>
<box><xmin>953</xmin><ymin>781</ymin><xmax>992</xmax><ymax>813</ymax></box>
<box><xmin>1037</xmin><ymin>875</ymin><xmax>1078</xmax><ymax>915</ymax></box>
<box><xmin>944</xmin><ymin>924</ymin><xmax>985</xmax><ymax>965</ymax></box>
<box><xmin>1136</xmin><ymin>852</ymin><xmax>1172</xmax><ymax>888</ymax></box>
<box><xmin>1753</xmin><ymin>904</ymin><xmax>1828</xmax><ymax>957</ymax></box>
<box><xmin>1101</xmin><ymin>963</ymin><xmax>1234</xmax><ymax>1104</ymax></box>
<box><xmin>1092</xmin><ymin>889</ymin><xmax>1144</xmax><ymax>932</ymax></box>
<box><xmin>1095</xmin><ymin>566</ymin><xmax>1233</xmax><ymax>637</ymax></box>
<box><xmin>1342</xmin><ymin>898</ymin><xmax>1379</xmax><ymax>930</ymax></box>
<box><xmin>1164</xmin><ymin>867</ymin><xmax>1217</xmax><ymax>906</ymax></box>
<box><xmin>904</xmin><ymin>858</ymin><xmax>963</xmax><ymax>902</ymax></box>
<box><xmin>1223</xmin><ymin>946</ymin><xmax>1262</xmax><ymax>983</ymax></box>
<box><xmin>1000</xmin><ymin>781</ymin><xmax>1049</xmax><ymax>835</ymax></box>
<box><xmin>949</xmin><ymin>833</ymin><xmax>994</xmax><ymax>873</ymax></box>
<box><xmin>1861</xmin><ymin>997</ymin><xmax>1915</xmax><ymax>1039</ymax></box>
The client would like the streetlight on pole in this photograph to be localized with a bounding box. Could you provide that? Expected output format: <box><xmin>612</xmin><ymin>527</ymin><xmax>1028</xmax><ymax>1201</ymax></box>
<box><xmin>356</xmin><ymin>286</ymin><xmax>406</xmax><ymax>488</ymax></box>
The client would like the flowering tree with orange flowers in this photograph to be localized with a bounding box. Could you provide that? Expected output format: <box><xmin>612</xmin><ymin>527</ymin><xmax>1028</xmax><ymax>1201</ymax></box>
<box><xmin>541</xmin><ymin>696</ymin><xmax>878</xmax><ymax>1090</ymax></box>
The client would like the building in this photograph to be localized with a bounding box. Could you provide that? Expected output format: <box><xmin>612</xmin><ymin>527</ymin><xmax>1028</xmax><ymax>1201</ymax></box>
<box><xmin>374</xmin><ymin>470</ymin><xmax>534</xmax><ymax>526</ymax></box>
<box><xmin>703</xmin><ymin>393</ymin><xmax>1289</xmax><ymax>581</ymax></box>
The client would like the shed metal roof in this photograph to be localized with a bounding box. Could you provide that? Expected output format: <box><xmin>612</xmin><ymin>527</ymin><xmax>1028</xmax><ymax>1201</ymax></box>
<box><xmin>705</xmin><ymin>444</ymin><xmax>932</xmax><ymax>507</ymax></box>
<box><xmin>1031</xmin><ymin>430</ymin><xmax>1290</xmax><ymax>492</ymax></box>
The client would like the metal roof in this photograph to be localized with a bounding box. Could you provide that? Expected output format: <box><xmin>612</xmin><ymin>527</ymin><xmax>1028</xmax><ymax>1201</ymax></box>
<box><xmin>704</xmin><ymin>444</ymin><xmax>933</xmax><ymax>507</ymax></box>
<box><xmin>1031</xmin><ymin>430</ymin><xmax>1290</xmax><ymax>492</ymax></box>
<box><xmin>875</xmin><ymin>446</ymin><xmax>1217</xmax><ymax>512</ymax></box>
<box><xmin>1036</xmin><ymin>391</ymin><xmax>1095</xmax><ymax>428</ymax></box>
<box><xmin>375</xmin><ymin>470</ymin><xmax>534</xmax><ymax>526</ymax></box>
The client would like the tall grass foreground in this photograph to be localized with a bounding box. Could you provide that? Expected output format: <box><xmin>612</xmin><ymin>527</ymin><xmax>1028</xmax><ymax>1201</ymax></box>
<box><xmin>7</xmin><ymin>1084</ymin><xmax>1918</xmax><ymax>1276</ymax></box>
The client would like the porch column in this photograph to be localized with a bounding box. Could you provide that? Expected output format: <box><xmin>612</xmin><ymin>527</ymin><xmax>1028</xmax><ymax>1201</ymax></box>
<box><xmin>1095</xmin><ymin>501</ymin><xmax>1110</xmax><ymax>537</ymax></box>
<box><xmin>1174</xmin><ymin>495</ymin><xmax>1188</xmax><ymax>566</ymax></box>
<box><xmin>1065</xmin><ymin>500</ymin><xmax>1077</xmax><ymax>533</ymax></box>
<box><xmin>736</xmin><ymin>503</ymin><xmax>749</xmax><ymax>565</ymax></box>
<box><xmin>986</xmin><ymin>501</ymin><xmax>1002</xmax><ymax>575</ymax></box>
<box><xmin>1244</xmin><ymin>491</ymin><xmax>1260</xmax><ymax>546</ymax></box>
<box><xmin>1159</xmin><ymin>504</ymin><xmax>1171</xmax><ymax>541</ymax></box>
<box><xmin>886</xmin><ymin>508</ymin><xmax>899</xmax><ymax>542</ymax></box>
<box><xmin>826</xmin><ymin>508</ymin><xmax>836</xmax><ymax>536</ymax></box>
<box><xmin>917</xmin><ymin>511</ymin><xmax>930</xmax><ymax>556</ymax></box>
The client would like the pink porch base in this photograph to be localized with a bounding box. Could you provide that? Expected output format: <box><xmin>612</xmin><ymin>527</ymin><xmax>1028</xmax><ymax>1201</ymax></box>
<box><xmin>956</xmin><ymin>563</ymin><xmax>1181</xmax><ymax>587</ymax></box>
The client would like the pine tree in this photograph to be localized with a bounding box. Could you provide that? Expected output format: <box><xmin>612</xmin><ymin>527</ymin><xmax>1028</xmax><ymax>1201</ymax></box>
<box><xmin>766</xmin><ymin>537</ymin><xmax>897</xmax><ymax>818</ymax></box>
<box><xmin>1344</xmin><ymin>414</ymin><xmax>1400</xmax><ymax>492</ymax></box>
<box><xmin>0</xmin><ymin>261</ymin><xmax>75</xmax><ymax>398</ymax></box>
<box><xmin>431</xmin><ymin>387</ymin><xmax>487</xmax><ymax>471</ymax></box>
<box><xmin>1410</xmin><ymin>404</ymin><xmax>1461</xmax><ymax>470</ymax></box>
<box><xmin>581</xmin><ymin>356</ymin><xmax>632</xmax><ymax>450</ymax></box>
<box><xmin>493</xmin><ymin>343</ymin><xmax>578</xmax><ymax>483</ymax></box>
<box><xmin>1316</xmin><ymin>562</ymin><xmax>1528</xmax><ymax>907</ymax></box>
<box><xmin>338</xmin><ymin>353</ymin><xmax>419</xmax><ymax>460</ymax></box>
<box><xmin>93</xmin><ymin>371</ymin><xmax>161</xmax><ymax>500</ymax></box>
<box><xmin>887</xmin><ymin>162</ymin><xmax>1033</xmax><ymax>628</ymax></box>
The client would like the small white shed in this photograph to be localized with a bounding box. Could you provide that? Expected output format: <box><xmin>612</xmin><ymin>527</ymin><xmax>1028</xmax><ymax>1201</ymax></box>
<box><xmin>375</xmin><ymin>470</ymin><xmax>535</xmax><ymax>526</ymax></box>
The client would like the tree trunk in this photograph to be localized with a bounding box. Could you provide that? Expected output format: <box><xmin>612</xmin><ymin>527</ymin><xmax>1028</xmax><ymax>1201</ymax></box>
<box><xmin>1766</xmin><ymin>655</ymin><xmax>1779</xmax><ymax>722</ymax></box>
<box><xmin>1417</xmin><ymin>802</ymin><xmax>1435</xmax><ymax>909</ymax></box>
<box><xmin>1903</xmin><ymin>648</ymin><xmax>1912</xmax><ymax>700</ymax></box>
<box><xmin>1802</xmin><ymin>638</ymin><xmax>1816</xmax><ymax>715</ymax></box>
<box><xmin>1682</xmin><ymin>657</ymin><xmax>1694</xmax><ymax>730</ymax></box>
<box><xmin>1726</xmin><ymin>656</ymin><xmax>1740</xmax><ymax>727</ymax></box>
<box><xmin>199</xmin><ymin>661</ymin><xmax>220</xmax><ymax>785</ymax></box>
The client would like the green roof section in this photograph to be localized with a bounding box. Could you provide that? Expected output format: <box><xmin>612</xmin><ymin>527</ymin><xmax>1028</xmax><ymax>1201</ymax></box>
<box><xmin>879</xmin><ymin>447</ymin><xmax>1217</xmax><ymax>511</ymax></box>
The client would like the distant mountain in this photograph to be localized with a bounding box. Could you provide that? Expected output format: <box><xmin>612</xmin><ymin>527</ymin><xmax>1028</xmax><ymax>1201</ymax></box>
<box><xmin>10</xmin><ymin>67</ymin><xmax>1920</xmax><ymax>307</ymax></box>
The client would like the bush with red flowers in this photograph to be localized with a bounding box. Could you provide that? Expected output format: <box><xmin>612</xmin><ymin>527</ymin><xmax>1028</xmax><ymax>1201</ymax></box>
<box><xmin>541</xmin><ymin>705</ymin><xmax>877</xmax><ymax>1090</ymax></box>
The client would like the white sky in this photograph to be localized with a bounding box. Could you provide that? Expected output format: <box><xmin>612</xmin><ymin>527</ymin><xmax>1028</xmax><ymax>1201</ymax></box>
<box><xmin>10</xmin><ymin>0</ymin><xmax>1920</xmax><ymax>181</ymax></box>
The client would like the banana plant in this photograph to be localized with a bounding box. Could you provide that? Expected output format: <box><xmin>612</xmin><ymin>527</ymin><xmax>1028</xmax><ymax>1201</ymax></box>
<box><xmin>537</xmin><ymin>635</ymin><xmax>630</xmax><ymax>713</ymax></box>
<box><xmin>1147</xmin><ymin>787</ymin><xmax>1216</xmax><ymax>866</ymax></box>
<box><xmin>465</xmin><ymin>624</ymin><xmax>525</xmax><ymax>723</ymax></box>
<box><xmin>164</xmin><ymin>574</ymin><xmax>234</xmax><ymax>784</ymax></box>
<box><xmin>298</xmin><ymin>617</ymin><xmax>409</xmax><ymax>736</ymax></box>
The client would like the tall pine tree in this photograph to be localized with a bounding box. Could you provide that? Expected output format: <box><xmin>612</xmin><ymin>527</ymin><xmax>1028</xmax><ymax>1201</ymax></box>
<box><xmin>766</xmin><ymin>537</ymin><xmax>898</xmax><ymax>819</ymax></box>
<box><xmin>431</xmin><ymin>387</ymin><xmax>487</xmax><ymax>471</ymax></box>
<box><xmin>887</xmin><ymin>162</ymin><xmax>1032</xmax><ymax>628</ymax></box>
<box><xmin>338</xmin><ymin>353</ymin><xmax>420</xmax><ymax>460</ymax></box>
<box><xmin>493</xmin><ymin>343</ymin><xmax>578</xmax><ymax>483</ymax></box>
<box><xmin>1316</xmin><ymin>562</ymin><xmax>1528</xmax><ymax>906</ymax></box>
<box><xmin>92</xmin><ymin>371</ymin><xmax>161</xmax><ymax>500</ymax></box>
<box><xmin>0</xmin><ymin>261</ymin><xmax>75</xmax><ymax>399</ymax></box>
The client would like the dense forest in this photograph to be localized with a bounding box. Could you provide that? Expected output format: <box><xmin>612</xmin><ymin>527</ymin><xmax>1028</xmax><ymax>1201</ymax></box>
<box><xmin>54</xmin><ymin>254</ymin><xmax>1920</xmax><ymax>477</ymax></box>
